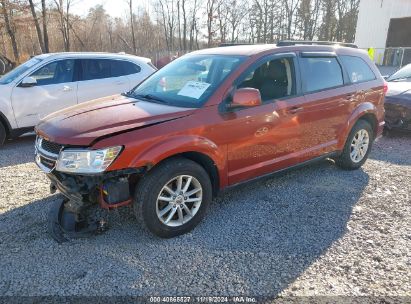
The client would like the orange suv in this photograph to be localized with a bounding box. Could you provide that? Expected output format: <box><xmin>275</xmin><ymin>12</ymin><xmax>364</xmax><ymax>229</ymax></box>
<box><xmin>35</xmin><ymin>42</ymin><xmax>386</xmax><ymax>240</ymax></box>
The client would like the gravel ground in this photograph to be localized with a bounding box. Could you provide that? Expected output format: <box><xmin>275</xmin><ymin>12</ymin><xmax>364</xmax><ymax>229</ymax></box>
<box><xmin>0</xmin><ymin>132</ymin><xmax>410</xmax><ymax>299</ymax></box>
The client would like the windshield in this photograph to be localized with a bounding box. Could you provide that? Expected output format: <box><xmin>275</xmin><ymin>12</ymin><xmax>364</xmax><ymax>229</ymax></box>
<box><xmin>0</xmin><ymin>57</ymin><xmax>43</xmax><ymax>85</ymax></box>
<box><xmin>388</xmin><ymin>64</ymin><xmax>411</xmax><ymax>82</ymax></box>
<box><xmin>130</xmin><ymin>54</ymin><xmax>245</xmax><ymax>108</ymax></box>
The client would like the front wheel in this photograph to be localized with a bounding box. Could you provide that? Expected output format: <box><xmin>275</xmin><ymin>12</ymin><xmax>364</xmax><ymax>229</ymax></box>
<box><xmin>335</xmin><ymin>119</ymin><xmax>374</xmax><ymax>170</ymax></box>
<box><xmin>134</xmin><ymin>158</ymin><xmax>212</xmax><ymax>238</ymax></box>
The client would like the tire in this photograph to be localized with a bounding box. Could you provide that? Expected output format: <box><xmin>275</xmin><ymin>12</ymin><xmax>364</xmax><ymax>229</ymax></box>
<box><xmin>0</xmin><ymin>122</ymin><xmax>6</xmax><ymax>147</ymax></box>
<box><xmin>335</xmin><ymin>119</ymin><xmax>374</xmax><ymax>170</ymax></box>
<box><xmin>133</xmin><ymin>157</ymin><xmax>212</xmax><ymax>238</ymax></box>
<box><xmin>0</xmin><ymin>58</ymin><xmax>5</xmax><ymax>75</ymax></box>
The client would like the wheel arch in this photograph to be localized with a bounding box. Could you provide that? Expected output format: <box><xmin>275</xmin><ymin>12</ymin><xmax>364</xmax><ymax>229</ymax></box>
<box><xmin>338</xmin><ymin>102</ymin><xmax>379</xmax><ymax>150</ymax></box>
<box><xmin>142</xmin><ymin>151</ymin><xmax>221</xmax><ymax>197</ymax></box>
<box><xmin>0</xmin><ymin>111</ymin><xmax>11</xmax><ymax>137</ymax></box>
<box><xmin>357</xmin><ymin>112</ymin><xmax>378</xmax><ymax>138</ymax></box>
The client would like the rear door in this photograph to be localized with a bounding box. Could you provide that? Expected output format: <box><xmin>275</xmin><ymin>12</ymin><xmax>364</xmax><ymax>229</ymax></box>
<box><xmin>297</xmin><ymin>52</ymin><xmax>356</xmax><ymax>156</ymax></box>
<box><xmin>11</xmin><ymin>58</ymin><xmax>78</xmax><ymax>128</ymax></box>
<box><xmin>77</xmin><ymin>59</ymin><xmax>130</xmax><ymax>103</ymax></box>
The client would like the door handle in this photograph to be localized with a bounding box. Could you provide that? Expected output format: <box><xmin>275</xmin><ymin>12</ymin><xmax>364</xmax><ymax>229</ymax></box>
<box><xmin>288</xmin><ymin>106</ymin><xmax>303</xmax><ymax>114</ymax></box>
<box><xmin>115</xmin><ymin>81</ymin><xmax>126</xmax><ymax>85</ymax></box>
<box><xmin>63</xmin><ymin>85</ymin><xmax>72</xmax><ymax>92</ymax></box>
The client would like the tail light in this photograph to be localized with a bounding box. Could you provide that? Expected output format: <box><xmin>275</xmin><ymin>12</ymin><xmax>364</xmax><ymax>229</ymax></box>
<box><xmin>383</xmin><ymin>81</ymin><xmax>388</xmax><ymax>95</ymax></box>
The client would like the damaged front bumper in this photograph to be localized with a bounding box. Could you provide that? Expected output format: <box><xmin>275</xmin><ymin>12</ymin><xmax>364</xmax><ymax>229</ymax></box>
<box><xmin>35</xmin><ymin>137</ymin><xmax>144</xmax><ymax>242</ymax></box>
<box><xmin>385</xmin><ymin>99</ymin><xmax>411</xmax><ymax>131</ymax></box>
<box><xmin>44</xmin><ymin>169</ymin><xmax>143</xmax><ymax>242</ymax></box>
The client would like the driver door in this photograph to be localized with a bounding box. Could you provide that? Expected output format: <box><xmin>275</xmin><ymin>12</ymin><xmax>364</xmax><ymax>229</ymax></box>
<box><xmin>11</xmin><ymin>59</ymin><xmax>78</xmax><ymax>128</ymax></box>
<box><xmin>223</xmin><ymin>53</ymin><xmax>306</xmax><ymax>184</ymax></box>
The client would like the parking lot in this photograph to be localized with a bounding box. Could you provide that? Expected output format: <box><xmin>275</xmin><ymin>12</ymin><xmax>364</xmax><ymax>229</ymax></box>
<box><xmin>0</xmin><ymin>133</ymin><xmax>410</xmax><ymax>297</ymax></box>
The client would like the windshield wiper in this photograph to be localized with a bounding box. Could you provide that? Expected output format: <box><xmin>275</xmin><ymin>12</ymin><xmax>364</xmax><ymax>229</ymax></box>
<box><xmin>134</xmin><ymin>94</ymin><xmax>170</xmax><ymax>105</ymax></box>
<box><xmin>121</xmin><ymin>91</ymin><xmax>134</xmax><ymax>98</ymax></box>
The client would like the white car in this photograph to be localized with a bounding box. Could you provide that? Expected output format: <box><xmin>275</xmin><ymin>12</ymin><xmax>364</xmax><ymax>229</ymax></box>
<box><xmin>0</xmin><ymin>52</ymin><xmax>157</xmax><ymax>146</ymax></box>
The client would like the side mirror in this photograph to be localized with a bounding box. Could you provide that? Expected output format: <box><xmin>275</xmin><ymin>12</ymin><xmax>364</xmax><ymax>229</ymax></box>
<box><xmin>20</xmin><ymin>76</ymin><xmax>37</xmax><ymax>87</ymax></box>
<box><xmin>229</xmin><ymin>88</ymin><xmax>262</xmax><ymax>108</ymax></box>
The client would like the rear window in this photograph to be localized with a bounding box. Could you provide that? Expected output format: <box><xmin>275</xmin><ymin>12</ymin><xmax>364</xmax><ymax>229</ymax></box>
<box><xmin>340</xmin><ymin>55</ymin><xmax>376</xmax><ymax>83</ymax></box>
<box><xmin>300</xmin><ymin>57</ymin><xmax>344</xmax><ymax>93</ymax></box>
<box><xmin>111</xmin><ymin>60</ymin><xmax>141</xmax><ymax>77</ymax></box>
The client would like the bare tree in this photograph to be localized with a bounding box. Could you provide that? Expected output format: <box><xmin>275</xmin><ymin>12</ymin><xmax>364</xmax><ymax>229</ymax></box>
<box><xmin>28</xmin><ymin>0</ymin><xmax>46</xmax><ymax>53</ymax></box>
<box><xmin>126</xmin><ymin>0</ymin><xmax>137</xmax><ymax>54</ymax></box>
<box><xmin>54</xmin><ymin>0</ymin><xmax>72</xmax><ymax>51</ymax></box>
<box><xmin>41</xmin><ymin>0</ymin><xmax>49</xmax><ymax>52</ymax></box>
<box><xmin>0</xmin><ymin>0</ymin><xmax>19</xmax><ymax>61</ymax></box>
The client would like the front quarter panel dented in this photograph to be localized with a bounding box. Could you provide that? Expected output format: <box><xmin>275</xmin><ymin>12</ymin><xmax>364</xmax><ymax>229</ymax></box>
<box><xmin>100</xmin><ymin>133</ymin><xmax>226</xmax><ymax>186</ymax></box>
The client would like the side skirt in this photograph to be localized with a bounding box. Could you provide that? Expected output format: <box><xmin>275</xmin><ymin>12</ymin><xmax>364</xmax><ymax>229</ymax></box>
<box><xmin>220</xmin><ymin>151</ymin><xmax>340</xmax><ymax>194</ymax></box>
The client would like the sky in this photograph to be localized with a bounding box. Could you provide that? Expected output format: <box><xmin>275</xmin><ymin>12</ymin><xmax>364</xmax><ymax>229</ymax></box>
<box><xmin>71</xmin><ymin>0</ymin><xmax>152</xmax><ymax>19</ymax></box>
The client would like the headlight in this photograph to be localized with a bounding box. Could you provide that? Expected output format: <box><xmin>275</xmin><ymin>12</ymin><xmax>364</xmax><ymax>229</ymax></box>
<box><xmin>56</xmin><ymin>146</ymin><xmax>122</xmax><ymax>174</ymax></box>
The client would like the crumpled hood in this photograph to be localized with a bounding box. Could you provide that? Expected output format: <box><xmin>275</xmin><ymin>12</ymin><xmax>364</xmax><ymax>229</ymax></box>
<box><xmin>35</xmin><ymin>94</ymin><xmax>195</xmax><ymax>146</ymax></box>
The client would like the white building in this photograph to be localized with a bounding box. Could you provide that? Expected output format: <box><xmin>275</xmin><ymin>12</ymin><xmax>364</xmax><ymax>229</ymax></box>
<box><xmin>355</xmin><ymin>0</ymin><xmax>411</xmax><ymax>66</ymax></box>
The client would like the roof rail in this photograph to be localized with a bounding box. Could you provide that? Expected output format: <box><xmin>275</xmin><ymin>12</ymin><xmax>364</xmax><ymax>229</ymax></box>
<box><xmin>219</xmin><ymin>43</ymin><xmax>254</xmax><ymax>47</ymax></box>
<box><xmin>277</xmin><ymin>40</ymin><xmax>358</xmax><ymax>48</ymax></box>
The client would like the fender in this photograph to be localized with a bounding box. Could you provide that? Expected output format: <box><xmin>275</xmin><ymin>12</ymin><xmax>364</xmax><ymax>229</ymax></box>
<box><xmin>101</xmin><ymin>133</ymin><xmax>228</xmax><ymax>188</ymax></box>
<box><xmin>337</xmin><ymin>101</ymin><xmax>378</xmax><ymax>150</ymax></box>
<box><xmin>0</xmin><ymin>86</ymin><xmax>18</xmax><ymax>130</ymax></box>
<box><xmin>128</xmin><ymin>134</ymin><xmax>228</xmax><ymax>188</ymax></box>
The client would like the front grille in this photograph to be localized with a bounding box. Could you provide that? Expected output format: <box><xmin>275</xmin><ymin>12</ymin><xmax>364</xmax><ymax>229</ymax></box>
<box><xmin>41</xmin><ymin>139</ymin><xmax>63</xmax><ymax>155</ymax></box>
<box><xmin>39</xmin><ymin>155</ymin><xmax>56</xmax><ymax>169</ymax></box>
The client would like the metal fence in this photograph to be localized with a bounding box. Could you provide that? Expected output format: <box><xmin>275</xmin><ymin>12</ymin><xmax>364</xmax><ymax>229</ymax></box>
<box><xmin>365</xmin><ymin>47</ymin><xmax>411</xmax><ymax>76</ymax></box>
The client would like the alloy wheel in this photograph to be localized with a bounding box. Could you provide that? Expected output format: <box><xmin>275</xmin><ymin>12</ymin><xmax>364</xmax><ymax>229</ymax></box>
<box><xmin>156</xmin><ymin>175</ymin><xmax>203</xmax><ymax>227</ymax></box>
<box><xmin>350</xmin><ymin>129</ymin><xmax>370</xmax><ymax>163</ymax></box>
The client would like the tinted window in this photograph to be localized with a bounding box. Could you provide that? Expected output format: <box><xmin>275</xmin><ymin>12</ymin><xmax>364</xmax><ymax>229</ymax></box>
<box><xmin>301</xmin><ymin>57</ymin><xmax>343</xmax><ymax>92</ymax></box>
<box><xmin>111</xmin><ymin>60</ymin><xmax>141</xmax><ymax>77</ymax></box>
<box><xmin>81</xmin><ymin>59</ymin><xmax>111</xmax><ymax>80</ymax></box>
<box><xmin>239</xmin><ymin>57</ymin><xmax>296</xmax><ymax>102</ymax></box>
<box><xmin>30</xmin><ymin>59</ymin><xmax>75</xmax><ymax>85</ymax></box>
<box><xmin>340</xmin><ymin>55</ymin><xmax>375</xmax><ymax>83</ymax></box>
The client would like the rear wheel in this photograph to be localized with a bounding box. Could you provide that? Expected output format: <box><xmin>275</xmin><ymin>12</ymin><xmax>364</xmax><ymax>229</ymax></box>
<box><xmin>0</xmin><ymin>122</ymin><xmax>6</xmax><ymax>147</ymax></box>
<box><xmin>335</xmin><ymin>119</ymin><xmax>373</xmax><ymax>170</ymax></box>
<box><xmin>134</xmin><ymin>158</ymin><xmax>212</xmax><ymax>238</ymax></box>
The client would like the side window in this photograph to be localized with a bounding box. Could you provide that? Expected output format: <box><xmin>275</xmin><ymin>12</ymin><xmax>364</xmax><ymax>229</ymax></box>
<box><xmin>238</xmin><ymin>57</ymin><xmax>296</xmax><ymax>102</ymax></box>
<box><xmin>300</xmin><ymin>57</ymin><xmax>344</xmax><ymax>93</ymax></box>
<box><xmin>30</xmin><ymin>59</ymin><xmax>75</xmax><ymax>85</ymax></box>
<box><xmin>122</xmin><ymin>61</ymin><xmax>141</xmax><ymax>75</ymax></box>
<box><xmin>340</xmin><ymin>55</ymin><xmax>376</xmax><ymax>83</ymax></box>
<box><xmin>110</xmin><ymin>60</ymin><xmax>141</xmax><ymax>77</ymax></box>
<box><xmin>81</xmin><ymin>59</ymin><xmax>111</xmax><ymax>81</ymax></box>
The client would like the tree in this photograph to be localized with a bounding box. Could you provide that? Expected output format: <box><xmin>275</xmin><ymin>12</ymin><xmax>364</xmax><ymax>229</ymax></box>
<box><xmin>28</xmin><ymin>0</ymin><xmax>46</xmax><ymax>53</ymax></box>
<box><xmin>0</xmin><ymin>0</ymin><xmax>19</xmax><ymax>62</ymax></box>
<box><xmin>126</xmin><ymin>0</ymin><xmax>137</xmax><ymax>54</ymax></box>
<box><xmin>54</xmin><ymin>0</ymin><xmax>72</xmax><ymax>51</ymax></box>
<box><xmin>41</xmin><ymin>0</ymin><xmax>49</xmax><ymax>52</ymax></box>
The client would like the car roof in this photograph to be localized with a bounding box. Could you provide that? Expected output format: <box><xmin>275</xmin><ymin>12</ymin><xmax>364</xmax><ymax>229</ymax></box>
<box><xmin>189</xmin><ymin>44</ymin><xmax>365</xmax><ymax>57</ymax></box>
<box><xmin>190</xmin><ymin>44</ymin><xmax>279</xmax><ymax>56</ymax></box>
<box><xmin>35</xmin><ymin>52</ymin><xmax>151</xmax><ymax>63</ymax></box>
